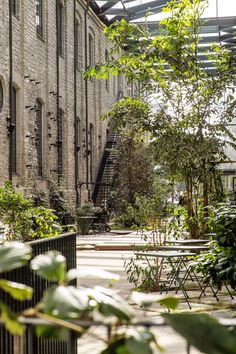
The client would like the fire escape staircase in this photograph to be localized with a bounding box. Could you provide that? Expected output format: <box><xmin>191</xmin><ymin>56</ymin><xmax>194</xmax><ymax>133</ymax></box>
<box><xmin>92</xmin><ymin>131</ymin><xmax>119</xmax><ymax>207</ymax></box>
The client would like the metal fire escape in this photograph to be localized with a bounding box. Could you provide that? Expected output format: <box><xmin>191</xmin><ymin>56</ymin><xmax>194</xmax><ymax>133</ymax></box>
<box><xmin>92</xmin><ymin>131</ymin><xmax>119</xmax><ymax>207</ymax></box>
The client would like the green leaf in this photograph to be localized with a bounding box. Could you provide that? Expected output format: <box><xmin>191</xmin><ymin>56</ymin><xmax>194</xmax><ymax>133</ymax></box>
<box><xmin>164</xmin><ymin>313</ymin><xmax>236</xmax><ymax>354</ymax></box>
<box><xmin>0</xmin><ymin>242</ymin><xmax>32</xmax><ymax>272</ymax></box>
<box><xmin>100</xmin><ymin>337</ymin><xmax>128</xmax><ymax>354</ymax></box>
<box><xmin>66</xmin><ymin>268</ymin><xmax>120</xmax><ymax>282</ymax></box>
<box><xmin>126</xmin><ymin>329</ymin><xmax>155</xmax><ymax>354</ymax></box>
<box><xmin>86</xmin><ymin>286</ymin><xmax>133</xmax><ymax>322</ymax></box>
<box><xmin>31</xmin><ymin>251</ymin><xmax>66</xmax><ymax>282</ymax></box>
<box><xmin>158</xmin><ymin>297</ymin><xmax>179</xmax><ymax>310</ymax></box>
<box><xmin>131</xmin><ymin>292</ymin><xmax>179</xmax><ymax>309</ymax></box>
<box><xmin>40</xmin><ymin>286</ymin><xmax>90</xmax><ymax>318</ymax></box>
<box><xmin>0</xmin><ymin>302</ymin><xmax>25</xmax><ymax>335</ymax></box>
<box><xmin>0</xmin><ymin>279</ymin><xmax>33</xmax><ymax>300</ymax></box>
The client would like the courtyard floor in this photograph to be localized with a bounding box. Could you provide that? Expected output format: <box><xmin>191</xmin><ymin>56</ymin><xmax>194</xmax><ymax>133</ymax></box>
<box><xmin>76</xmin><ymin>230</ymin><xmax>236</xmax><ymax>354</ymax></box>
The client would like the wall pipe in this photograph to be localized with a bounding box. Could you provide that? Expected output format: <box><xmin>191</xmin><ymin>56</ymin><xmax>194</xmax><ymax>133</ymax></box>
<box><xmin>84</xmin><ymin>0</ymin><xmax>89</xmax><ymax>192</ymax></box>
<box><xmin>8</xmin><ymin>0</ymin><xmax>14</xmax><ymax>181</ymax></box>
<box><xmin>56</xmin><ymin>0</ymin><xmax>60</xmax><ymax>181</ymax></box>
<box><xmin>74</xmin><ymin>0</ymin><xmax>79</xmax><ymax>205</ymax></box>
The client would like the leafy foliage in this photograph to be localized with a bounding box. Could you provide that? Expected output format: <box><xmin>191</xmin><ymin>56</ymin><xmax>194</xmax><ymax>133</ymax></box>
<box><xmin>0</xmin><ymin>181</ymin><xmax>61</xmax><ymax>241</ymax></box>
<box><xmin>111</xmin><ymin>131</ymin><xmax>172</xmax><ymax>228</ymax></box>
<box><xmin>85</xmin><ymin>0</ymin><xmax>236</xmax><ymax>237</ymax></box>
<box><xmin>195</xmin><ymin>205</ymin><xmax>236</xmax><ymax>289</ymax></box>
<box><xmin>0</xmin><ymin>242</ymin><xmax>31</xmax><ymax>272</ymax></box>
<box><xmin>76</xmin><ymin>202</ymin><xmax>98</xmax><ymax>234</ymax></box>
<box><xmin>165</xmin><ymin>313</ymin><xmax>236</xmax><ymax>354</ymax></box>
<box><xmin>1</xmin><ymin>243</ymin><xmax>236</xmax><ymax>353</ymax></box>
<box><xmin>49</xmin><ymin>184</ymin><xmax>75</xmax><ymax>227</ymax></box>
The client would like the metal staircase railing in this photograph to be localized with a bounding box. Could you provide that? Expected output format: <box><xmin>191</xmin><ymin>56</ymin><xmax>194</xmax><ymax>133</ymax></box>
<box><xmin>92</xmin><ymin>131</ymin><xmax>119</xmax><ymax>207</ymax></box>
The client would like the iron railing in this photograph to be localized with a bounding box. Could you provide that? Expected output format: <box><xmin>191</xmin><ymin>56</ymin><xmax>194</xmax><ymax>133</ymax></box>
<box><xmin>0</xmin><ymin>317</ymin><xmax>190</xmax><ymax>354</ymax></box>
<box><xmin>0</xmin><ymin>232</ymin><xmax>77</xmax><ymax>354</ymax></box>
<box><xmin>3</xmin><ymin>316</ymin><xmax>235</xmax><ymax>354</ymax></box>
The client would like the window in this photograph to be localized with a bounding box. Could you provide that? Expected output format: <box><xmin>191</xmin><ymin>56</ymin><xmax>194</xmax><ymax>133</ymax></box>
<box><xmin>105</xmin><ymin>50</ymin><xmax>109</xmax><ymax>92</ymax></box>
<box><xmin>57</xmin><ymin>109</ymin><xmax>63</xmax><ymax>175</ymax></box>
<box><xmin>0</xmin><ymin>79</ymin><xmax>3</xmax><ymax>112</ymax></box>
<box><xmin>12</xmin><ymin>87</ymin><xmax>17</xmax><ymax>173</ymax></box>
<box><xmin>12</xmin><ymin>0</ymin><xmax>19</xmax><ymax>17</ymax></box>
<box><xmin>88</xmin><ymin>34</ymin><xmax>94</xmax><ymax>67</ymax></box>
<box><xmin>75</xmin><ymin>20</ymin><xmax>80</xmax><ymax>70</ymax></box>
<box><xmin>36</xmin><ymin>0</ymin><xmax>43</xmax><ymax>37</ymax></box>
<box><xmin>58</xmin><ymin>3</ymin><xmax>65</xmax><ymax>56</ymax></box>
<box><xmin>36</xmin><ymin>99</ymin><xmax>43</xmax><ymax>176</ymax></box>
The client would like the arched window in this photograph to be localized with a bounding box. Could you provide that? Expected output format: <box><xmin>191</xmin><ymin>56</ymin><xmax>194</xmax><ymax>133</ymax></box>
<box><xmin>58</xmin><ymin>2</ymin><xmax>65</xmax><ymax>56</ymax></box>
<box><xmin>57</xmin><ymin>108</ymin><xmax>63</xmax><ymax>175</ymax></box>
<box><xmin>88</xmin><ymin>34</ymin><xmax>94</xmax><ymax>67</ymax></box>
<box><xmin>36</xmin><ymin>99</ymin><xmax>43</xmax><ymax>176</ymax></box>
<box><xmin>36</xmin><ymin>0</ymin><xmax>44</xmax><ymax>37</ymax></box>
<box><xmin>12</xmin><ymin>87</ymin><xmax>17</xmax><ymax>174</ymax></box>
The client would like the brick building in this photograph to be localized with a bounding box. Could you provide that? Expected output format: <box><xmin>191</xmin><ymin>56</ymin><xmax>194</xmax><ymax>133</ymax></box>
<box><xmin>0</xmin><ymin>0</ymin><xmax>123</xmax><ymax>206</ymax></box>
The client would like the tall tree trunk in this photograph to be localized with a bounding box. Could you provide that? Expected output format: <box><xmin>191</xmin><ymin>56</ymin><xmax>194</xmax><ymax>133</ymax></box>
<box><xmin>185</xmin><ymin>176</ymin><xmax>197</xmax><ymax>239</ymax></box>
<box><xmin>202</xmin><ymin>158</ymin><xmax>209</xmax><ymax>235</ymax></box>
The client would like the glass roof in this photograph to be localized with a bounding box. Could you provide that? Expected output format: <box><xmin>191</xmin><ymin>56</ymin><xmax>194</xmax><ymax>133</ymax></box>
<box><xmin>90</xmin><ymin>0</ymin><xmax>236</xmax><ymax>51</ymax></box>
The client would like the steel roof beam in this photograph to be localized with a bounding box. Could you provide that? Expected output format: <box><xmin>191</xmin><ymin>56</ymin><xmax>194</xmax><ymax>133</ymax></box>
<box><xmin>132</xmin><ymin>16</ymin><xmax>236</xmax><ymax>28</ymax></box>
<box><xmin>101</xmin><ymin>0</ymin><xmax>169</xmax><ymax>16</ymax></box>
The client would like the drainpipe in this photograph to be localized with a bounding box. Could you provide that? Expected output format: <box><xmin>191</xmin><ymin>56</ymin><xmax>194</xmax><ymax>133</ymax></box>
<box><xmin>84</xmin><ymin>0</ymin><xmax>89</xmax><ymax>191</ymax></box>
<box><xmin>8</xmin><ymin>0</ymin><xmax>13</xmax><ymax>181</ymax></box>
<box><xmin>74</xmin><ymin>0</ymin><xmax>79</xmax><ymax>205</ymax></box>
<box><xmin>56</xmin><ymin>0</ymin><xmax>60</xmax><ymax>181</ymax></box>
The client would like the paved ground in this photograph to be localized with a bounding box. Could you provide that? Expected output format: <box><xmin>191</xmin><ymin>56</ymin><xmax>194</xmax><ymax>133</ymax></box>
<box><xmin>76</xmin><ymin>231</ymin><xmax>236</xmax><ymax>354</ymax></box>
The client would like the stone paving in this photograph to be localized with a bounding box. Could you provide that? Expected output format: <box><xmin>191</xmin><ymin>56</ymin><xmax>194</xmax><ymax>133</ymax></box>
<box><xmin>76</xmin><ymin>231</ymin><xmax>236</xmax><ymax>354</ymax></box>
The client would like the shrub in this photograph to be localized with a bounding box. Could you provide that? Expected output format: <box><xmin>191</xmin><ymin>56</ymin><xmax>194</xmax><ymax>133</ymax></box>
<box><xmin>195</xmin><ymin>204</ymin><xmax>236</xmax><ymax>289</ymax></box>
<box><xmin>0</xmin><ymin>181</ymin><xmax>61</xmax><ymax>241</ymax></box>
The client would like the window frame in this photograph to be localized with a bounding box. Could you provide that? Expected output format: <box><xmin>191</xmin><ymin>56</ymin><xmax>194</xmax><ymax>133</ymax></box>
<box><xmin>58</xmin><ymin>2</ymin><xmax>65</xmax><ymax>57</ymax></box>
<box><xmin>88</xmin><ymin>33</ymin><xmax>94</xmax><ymax>67</ymax></box>
<box><xmin>12</xmin><ymin>0</ymin><xmax>20</xmax><ymax>18</ymax></box>
<box><xmin>36</xmin><ymin>0</ymin><xmax>44</xmax><ymax>38</ymax></box>
<box><xmin>105</xmin><ymin>49</ymin><xmax>109</xmax><ymax>92</ymax></box>
<box><xmin>75</xmin><ymin>20</ymin><xmax>80</xmax><ymax>70</ymax></box>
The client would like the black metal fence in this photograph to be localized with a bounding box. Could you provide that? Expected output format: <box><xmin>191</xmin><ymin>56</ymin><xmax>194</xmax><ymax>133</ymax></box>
<box><xmin>0</xmin><ymin>232</ymin><xmax>77</xmax><ymax>354</ymax></box>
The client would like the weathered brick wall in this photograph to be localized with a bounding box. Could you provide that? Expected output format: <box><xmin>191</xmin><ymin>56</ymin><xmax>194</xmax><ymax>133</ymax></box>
<box><xmin>0</xmin><ymin>0</ymin><xmax>121</xmax><ymax>207</ymax></box>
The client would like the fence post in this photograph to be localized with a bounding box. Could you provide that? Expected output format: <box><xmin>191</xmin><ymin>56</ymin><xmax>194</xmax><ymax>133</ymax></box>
<box><xmin>67</xmin><ymin>331</ymin><xmax>77</xmax><ymax>354</ymax></box>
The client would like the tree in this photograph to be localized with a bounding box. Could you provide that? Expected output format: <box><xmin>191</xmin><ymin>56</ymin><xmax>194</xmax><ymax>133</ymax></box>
<box><xmin>112</xmin><ymin>131</ymin><xmax>155</xmax><ymax>210</ymax></box>
<box><xmin>85</xmin><ymin>0</ymin><xmax>236</xmax><ymax>238</ymax></box>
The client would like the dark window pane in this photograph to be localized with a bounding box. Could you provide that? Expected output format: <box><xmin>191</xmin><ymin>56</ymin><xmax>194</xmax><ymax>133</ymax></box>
<box><xmin>58</xmin><ymin>4</ymin><xmax>64</xmax><ymax>56</ymax></box>
<box><xmin>12</xmin><ymin>0</ymin><xmax>18</xmax><ymax>16</ymax></box>
<box><xmin>105</xmin><ymin>50</ymin><xmax>109</xmax><ymax>91</ymax></box>
<box><xmin>75</xmin><ymin>21</ymin><xmax>79</xmax><ymax>70</ymax></box>
<box><xmin>88</xmin><ymin>34</ymin><xmax>94</xmax><ymax>67</ymax></box>
<box><xmin>36</xmin><ymin>0</ymin><xmax>43</xmax><ymax>37</ymax></box>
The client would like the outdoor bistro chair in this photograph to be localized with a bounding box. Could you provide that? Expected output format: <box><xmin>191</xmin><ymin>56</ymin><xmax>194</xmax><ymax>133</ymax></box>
<box><xmin>135</xmin><ymin>251</ymin><xmax>196</xmax><ymax>309</ymax></box>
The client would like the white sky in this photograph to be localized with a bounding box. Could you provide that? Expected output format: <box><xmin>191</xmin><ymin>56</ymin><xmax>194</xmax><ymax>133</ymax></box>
<box><xmin>204</xmin><ymin>0</ymin><xmax>236</xmax><ymax>17</ymax></box>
